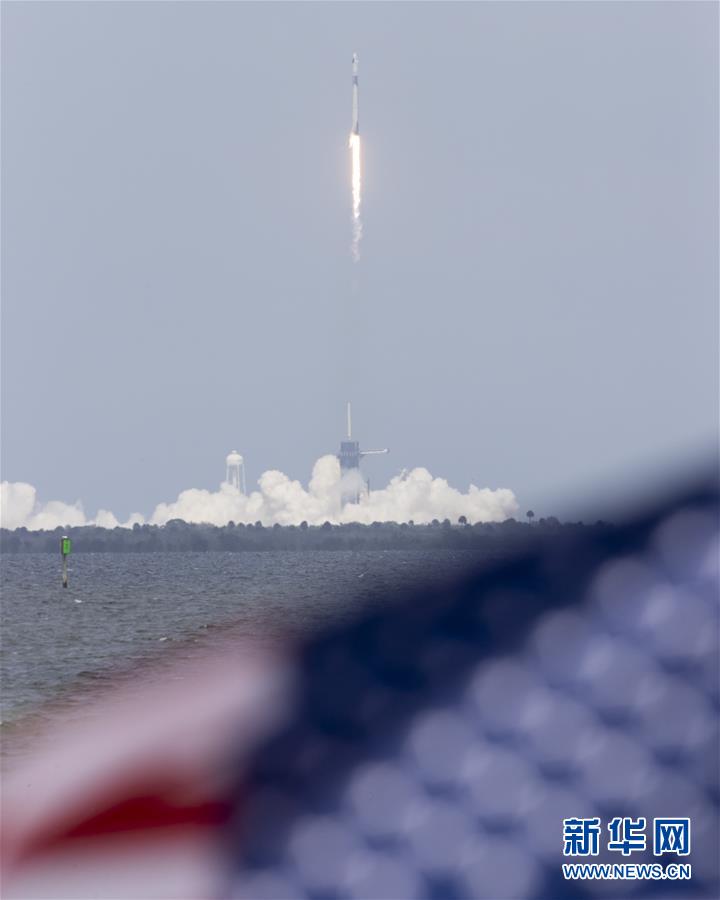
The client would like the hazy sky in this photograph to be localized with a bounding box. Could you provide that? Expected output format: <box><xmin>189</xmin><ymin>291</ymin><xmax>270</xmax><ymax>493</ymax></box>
<box><xmin>2</xmin><ymin>1</ymin><xmax>717</xmax><ymax>520</ymax></box>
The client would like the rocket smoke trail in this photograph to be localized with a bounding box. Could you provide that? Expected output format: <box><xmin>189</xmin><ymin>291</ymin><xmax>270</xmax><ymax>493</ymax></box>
<box><xmin>349</xmin><ymin>53</ymin><xmax>362</xmax><ymax>262</ymax></box>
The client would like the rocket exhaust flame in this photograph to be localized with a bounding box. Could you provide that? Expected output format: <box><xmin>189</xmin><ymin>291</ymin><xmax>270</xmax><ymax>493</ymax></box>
<box><xmin>350</xmin><ymin>53</ymin><xmax>362</xmax><ymax>262</ymax></box>
<box><xmin>349</xmin><ymin>133</ymin><xmax>362</xmax><ymax>262</ymax></box>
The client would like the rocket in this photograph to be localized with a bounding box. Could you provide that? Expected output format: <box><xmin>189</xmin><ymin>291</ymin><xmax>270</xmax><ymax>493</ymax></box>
<box><xmin>351</xmin><ymin>52</ymin><xmax>359</xmax><ymax>135</ymax></box>
<box><xmin>349</xmin><ymin>52</ymin><xmax>362</xmax><ymax>258</ymax></box>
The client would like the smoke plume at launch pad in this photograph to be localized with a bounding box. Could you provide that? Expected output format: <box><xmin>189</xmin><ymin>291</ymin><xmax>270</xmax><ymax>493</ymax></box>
<box><xmin>1</xmin><ymin>456</ymin><xmax>517</xmax><ymax>531</ymax></box>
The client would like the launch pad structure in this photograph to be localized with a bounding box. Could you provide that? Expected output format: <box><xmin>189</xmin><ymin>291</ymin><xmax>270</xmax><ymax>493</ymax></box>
<box><xmin>338</xmin><ymin>402</ymin><xmax>388</xmax><ymax>504</ymax></box>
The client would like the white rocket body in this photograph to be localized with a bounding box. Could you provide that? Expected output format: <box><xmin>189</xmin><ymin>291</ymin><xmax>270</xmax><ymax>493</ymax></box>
<box><xmin>351</xmin><ymin>52</ymin><xmax>359</xmax><ymax>135</ymax></box>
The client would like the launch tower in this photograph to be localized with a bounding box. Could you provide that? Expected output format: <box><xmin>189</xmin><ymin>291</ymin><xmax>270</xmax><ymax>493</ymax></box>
<box><xmin>338</xmin><ymin>402</ymin><xmax>388</xmax><ymax>504</ymax></box>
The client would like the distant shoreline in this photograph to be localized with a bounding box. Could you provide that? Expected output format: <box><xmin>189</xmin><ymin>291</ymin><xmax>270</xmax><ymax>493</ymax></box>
<box><xmin>1</xmin><ymin>518</ymin><xmax>612</xmax><ymax>553</ymax></box>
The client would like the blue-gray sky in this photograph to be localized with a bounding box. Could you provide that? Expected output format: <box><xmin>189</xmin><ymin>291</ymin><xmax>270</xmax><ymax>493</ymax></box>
<box><xmin>2</xmin><ymin>1</ymin><xmax>718</xmax><ymax>520</ymax></box>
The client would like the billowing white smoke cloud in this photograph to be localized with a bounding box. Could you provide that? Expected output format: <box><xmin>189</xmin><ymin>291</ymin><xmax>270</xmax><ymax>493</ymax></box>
<box><xmin>0</xmin><ymin>481</ymin><xmax>140</xmax><ymax>531</ymax></box>
<box><xmin>1</xmin><ymin>456</ymin><xmax>517</xmax><ymax>531</ymax></box>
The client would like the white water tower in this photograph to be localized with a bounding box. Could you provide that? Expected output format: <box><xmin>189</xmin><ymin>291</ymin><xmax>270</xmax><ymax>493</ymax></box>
<box><xmin>225</xmin><ymin>450</ymin><xmax>246</xmax><ymax>493</ymax></box>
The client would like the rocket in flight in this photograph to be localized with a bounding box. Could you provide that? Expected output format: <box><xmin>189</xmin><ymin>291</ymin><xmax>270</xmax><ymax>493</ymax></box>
<box><xmin>349</xmin><ymin>53</ymin><xmax>362</xmax><ymax>262</ymax></box>
<box><xmin>351</xmin><ymin>52</ymin><xmax>359</xmax><ymax>136</ymax></box>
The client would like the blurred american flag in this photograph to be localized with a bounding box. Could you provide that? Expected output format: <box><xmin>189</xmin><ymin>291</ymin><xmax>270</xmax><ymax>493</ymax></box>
<box><xmin>2</xmin><ymin>476</ymin><xmax>718</xmax><ymax>899</ymax></box>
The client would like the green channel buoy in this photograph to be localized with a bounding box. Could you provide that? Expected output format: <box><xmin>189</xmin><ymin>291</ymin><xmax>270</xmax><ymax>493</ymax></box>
<box><xmin>61</xmin><ymin>535</ymin><xmax>72</xmax><ymax>588</ymax></box>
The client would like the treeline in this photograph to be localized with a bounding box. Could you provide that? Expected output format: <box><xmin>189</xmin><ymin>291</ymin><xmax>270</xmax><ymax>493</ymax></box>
<box><xmin>1</xmin><ymin>516</ymin><xmax>612</xmax><ymax>553</ymax></box>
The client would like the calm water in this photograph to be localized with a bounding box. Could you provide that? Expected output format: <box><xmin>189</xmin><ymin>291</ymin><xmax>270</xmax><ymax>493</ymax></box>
<box><xmin>1</xmin><ymin>551</ymin><xmax>479</xmax><ymax>733</ymax></box>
